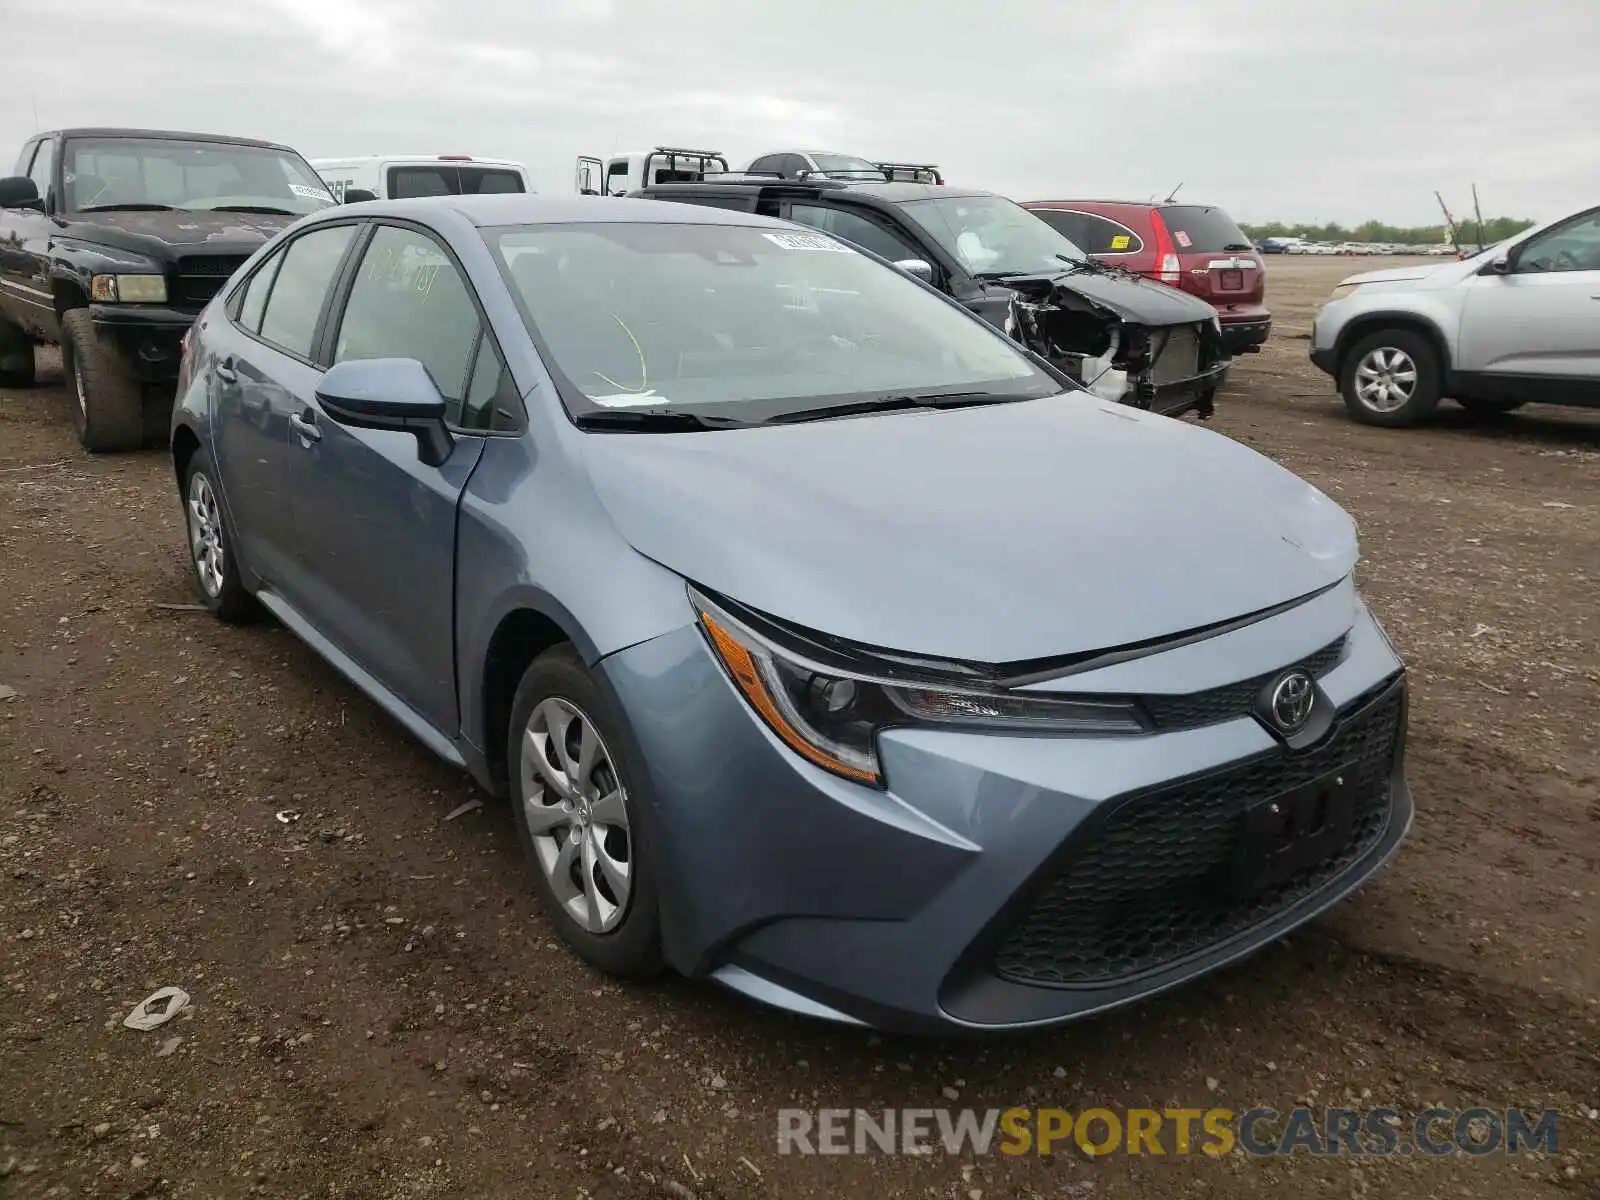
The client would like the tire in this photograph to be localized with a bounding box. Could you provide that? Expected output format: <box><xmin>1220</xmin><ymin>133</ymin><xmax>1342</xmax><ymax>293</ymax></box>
<box><xmin>0</xmin><ymin>316</ymin><xmax>35</xmax><ymax>388</ymax></box>
<box><xmin>1455</xmin><ymin>397</ymin><xmax>1526</xmax><ymax>417</ymax></box>
<box><xmin>182</xmin><ymin>450</ymin><xmax>258</xmax><ymax>623</ymax></box>
<box><xmin>61</xmin><ymin>308</ymin><xmax>145</xmax><ymax>453</ymax></box>
<box><xmin>508</xmin><ymin>644</ymin><xmax>664</xmax><ymax>979</ymax></box>
<box><xmin>1339</xmin><ymin>329</ymin><xmax>1442</xmax><ymax>428</ymax></box>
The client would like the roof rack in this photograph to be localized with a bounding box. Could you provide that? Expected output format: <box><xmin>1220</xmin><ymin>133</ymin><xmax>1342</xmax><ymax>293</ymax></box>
<box><xmin>876</xmin><ymin>161</ymin><xmax>943</xmax><ymax>185</ymax></box>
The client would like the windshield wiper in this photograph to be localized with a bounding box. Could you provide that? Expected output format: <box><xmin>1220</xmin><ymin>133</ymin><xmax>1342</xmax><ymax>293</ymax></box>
<box><xmin>573</xmin><ymin>408</ymin><xmax>750</xmax><ymax>432</ymax></box>
<box><xmin>767</xmin><ymin>391</ymin><xmax>1034</xmax><ymax>425</ymax></box>
<box><xmin>1222</xmin><ymin>242</ymin><xmax>1253</xmax><ymax>251</ymax></box>
<box><xmin>205</xmin><ymin>205</ymin><xmax>299</xmax><ymax>215</ymax></box>
<box><xmin>76</xmin><ymin>203</ymin><xmax>181</xmax><ymax>213</ymax></box>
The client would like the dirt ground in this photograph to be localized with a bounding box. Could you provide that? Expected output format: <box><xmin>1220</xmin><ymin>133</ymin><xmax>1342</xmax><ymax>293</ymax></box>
<box><xmin>1</xmin><ymin>257</ymin><xmax>1596</xmax><ymax>1200</ymax></box>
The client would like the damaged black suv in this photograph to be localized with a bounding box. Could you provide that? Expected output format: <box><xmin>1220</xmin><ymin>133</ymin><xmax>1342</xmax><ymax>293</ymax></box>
<box><xmin>634</xmin><ymin>177</ymin><xmax>1229</xmax><ymax>418</ymax></box>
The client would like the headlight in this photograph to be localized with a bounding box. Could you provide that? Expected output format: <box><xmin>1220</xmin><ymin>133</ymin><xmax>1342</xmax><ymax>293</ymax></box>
<box><xmin>91</xmin><ymin>274</ymin><xmax>167</xmax><ymax>303</ymax></box>
<box><xmin>690</xmin><ymin>588</ymin><xmax>1146</xmax><ymax>787</ymax></box>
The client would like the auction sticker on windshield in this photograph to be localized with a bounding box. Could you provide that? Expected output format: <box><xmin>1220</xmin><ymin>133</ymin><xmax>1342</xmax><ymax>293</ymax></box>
<box><xmin>763</xmin><ymin>232</ymin><xmax>855</xmax><ymax>253</ymax></box>
<box><xmin>290</xmin><ymin>183</ymin><xmax>335</xmax><ymax>203</ymax></box>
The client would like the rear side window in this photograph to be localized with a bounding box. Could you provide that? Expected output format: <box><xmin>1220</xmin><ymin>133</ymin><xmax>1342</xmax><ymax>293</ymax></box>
<box><xmin>235</xmin><ymin>252</ymin><xmax>284</xmax><ymax>333</ymax></box>
<box><xmin>387</xmin><ymin>165</ymin><xmax>525</xmax><ymax>197</ymax></box>
<box><xmin>1158</xmin><ymin>205</ymin><xmax>1251</xmax><ymax>253</ymax></box>
<box><xmin>256</xmin><ymin>224</ymin><xmax>358</xmax><ymax>359</ymax></box>
<box><xmin>787</xmin><ymin>203</ymin><xmax>922</xmax><ymax>264</ymax></box>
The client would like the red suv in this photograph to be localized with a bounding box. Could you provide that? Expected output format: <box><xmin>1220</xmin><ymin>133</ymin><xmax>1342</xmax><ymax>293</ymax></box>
<box><xmin>1023</xmin><ymin>201</ymin><xmax>1270</xmax><ymax>355</ymax></box>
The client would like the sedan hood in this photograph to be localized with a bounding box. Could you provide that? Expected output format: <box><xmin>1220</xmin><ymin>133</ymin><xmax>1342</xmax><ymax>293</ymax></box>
<box><xmin>55</xmin><ymin>209</ymin><xmax>297</xmax><ymax>263</ymax></box>
<box><xmin>581</xmin><ymin>397</ymin><xmax>1357</xmax><ymax>665</ymax></box>
<box><xmin>995</xmin><ymin>268</ymin><xmax>1217</xmax><ymax>326</ymax></box>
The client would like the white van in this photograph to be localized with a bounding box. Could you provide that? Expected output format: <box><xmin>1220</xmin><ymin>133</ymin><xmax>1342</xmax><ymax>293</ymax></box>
<box><xmin>310</xmin><ymin>155</ymin><xmax>534</xmax><ymax>202</ymax></box>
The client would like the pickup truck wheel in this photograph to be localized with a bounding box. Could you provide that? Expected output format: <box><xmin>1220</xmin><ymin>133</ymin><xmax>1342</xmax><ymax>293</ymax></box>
<box><xmin>182</xmin><ymin>450</ymin><xmax>257</xmax><ymax>622</ymax></box>
<box><xmin>61</xmin><ymin>309</ymin><xmax>145</xmax><ymax>453</ymax></box>
<box><xmin>1339</xmin><ymin>329</ymin><xmax>1442</xmax><ymax>427</ymax></box>
<box><xmin>1456</xmin><ymin>397</ymin><xmax>1526</xmax><ymax>417</ymax></box>
<box><xmin>0</xmin><ymin>317</ymin><xmax>35</xmax><ymax>387</ymax></box>
<box><xmin>509</xmin><ymin>645</ymin><xmax>664</xmax><ymax>980</ymax></box>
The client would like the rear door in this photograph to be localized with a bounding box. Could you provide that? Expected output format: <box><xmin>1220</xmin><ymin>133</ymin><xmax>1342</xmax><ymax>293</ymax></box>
<box><xmin>210</xmin><ymin>222</ymin><xmax>361</xmax><ymax>590</ymax></box>
<box><xmin>0</xmin><ymin>138</ymin><xmax>59</xmax><ymax>340</ymax></box>
<box><xmin>1155</xmin><ymin>204</ymin><xmax>1263</xmax><ymax>305</ymax></box>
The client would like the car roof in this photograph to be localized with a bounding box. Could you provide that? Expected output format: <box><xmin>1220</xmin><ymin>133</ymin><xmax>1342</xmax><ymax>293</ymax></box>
<box><xmin>48</xmin><ymin>127</ymin><xmax>295</xmax><ymax>152</ymax></box>
<box><xmin>649</xmin><ymin>178</ymin><xmax>987</xmax><ymax>205</ymax></box>
<box><xmin>327</xmin><ymin>193</ymin><xmax>799</xmax><ymax>229</ymax></box>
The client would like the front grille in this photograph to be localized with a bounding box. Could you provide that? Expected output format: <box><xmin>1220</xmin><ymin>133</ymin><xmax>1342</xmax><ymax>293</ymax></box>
<box><xmin>1149</xmin><ymin>326</ymin><xmax>1201</xmax><ymax>386</ymax></box>
<box><xmin>992</xmin><ymin>679</ymin><xmax>1403</xmax><ymax>987</ymax></box>
<box><xmin>1142</xmin><ymin>636</ymin><xmax>1346</xmax><ymax>730</ymax></box>
<box><xmin>173</xmin><ymin>254</ymin><xmax>248</xmax><ymax>312</ymax></box>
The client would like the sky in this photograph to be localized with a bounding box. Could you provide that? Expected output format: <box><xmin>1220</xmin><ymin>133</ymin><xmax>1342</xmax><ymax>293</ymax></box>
<box><xmin>6</xmin><ymin>0</ymin><xmax>1598</xmax><ymax>227</ymax></box>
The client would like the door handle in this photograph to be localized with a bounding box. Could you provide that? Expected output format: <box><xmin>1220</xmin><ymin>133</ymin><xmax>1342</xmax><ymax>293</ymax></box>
<box><xmin>214</xmin><ymin>359</ymin><xmax>237</xmax><ymax>383</ymax></box>
<box><xmin>289</xmin><ymin>410</ymin><xmax>321</xmax><ymax>443</ymax></box>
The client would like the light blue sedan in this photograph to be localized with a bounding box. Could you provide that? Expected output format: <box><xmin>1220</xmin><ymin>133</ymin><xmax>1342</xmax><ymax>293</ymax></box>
<box><xmin>168</xmin><ymin>194</ymin><xmax>1411</xmax><ymax>1032</ymax></box>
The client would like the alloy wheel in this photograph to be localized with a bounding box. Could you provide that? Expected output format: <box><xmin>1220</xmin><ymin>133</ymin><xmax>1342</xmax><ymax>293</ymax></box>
<box><xmin>187</xmin><ymin>472</ymin><xmax>226</xmax><ymax>598</ymax></box>
<box><xmin>1353</xmin><ymin>347</ymin><xmax>1417</xmax><ymax>413</ymax></box>
<box><xmin>520</xmin><ymin>697</ymin><xmax>633</xmax><ymax>934</ymax></box>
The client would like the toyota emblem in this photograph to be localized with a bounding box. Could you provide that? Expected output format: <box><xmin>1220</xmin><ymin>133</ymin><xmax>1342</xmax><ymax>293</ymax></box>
<box><xmin>1268</xmin><ymin>670</ymin><xmax>1316</xmax><ymax>733</ymax></box>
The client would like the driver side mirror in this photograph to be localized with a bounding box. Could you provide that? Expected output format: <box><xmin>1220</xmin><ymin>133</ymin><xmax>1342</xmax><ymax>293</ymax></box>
<box><xmin>315</xmin><ymin>358</ymin><xmax>455</xmax><ymax>467</ymax></box>
<box><xmin>894</xmin><ymin>258</ymin><xmax>935</xmax><ymax>283</ymax></box>
<box><xmin>341</xmin><ymin>188</ymin><xmax>377</xmax><ymax>204</ymax></box>
<box><xmin>0</xmin><ymin>176</ymin><xmax>42</xmax><ymax>211</ymax></box>
<box><xmin>1487</xmin><ymin>254</ymin><xmax>1511</xmax><ymax>274</ymax></box>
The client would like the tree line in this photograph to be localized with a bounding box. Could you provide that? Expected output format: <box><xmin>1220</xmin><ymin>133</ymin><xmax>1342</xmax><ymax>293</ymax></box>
<box><xmin>1238</xmin><ymin>216</ymin><xmax>1536</xmax><ymax>245</ymax></box>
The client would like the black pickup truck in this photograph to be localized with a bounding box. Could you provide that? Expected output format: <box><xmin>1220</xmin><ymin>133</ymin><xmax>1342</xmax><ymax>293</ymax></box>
<box><xmin>0</xmin><ymin>127</ymin><xmax>336</xmax><ymax>451</ymax></box>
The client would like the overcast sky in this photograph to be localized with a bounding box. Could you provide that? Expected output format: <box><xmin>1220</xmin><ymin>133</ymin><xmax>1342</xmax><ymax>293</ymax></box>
<box><xmin>7</xmin><ymin>0</ymin><xmax>1597</xmax><ymax>227</ymax></box>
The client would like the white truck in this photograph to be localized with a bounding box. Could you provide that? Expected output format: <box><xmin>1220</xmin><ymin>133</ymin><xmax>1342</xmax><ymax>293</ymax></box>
<box><xmin>311</xmin><ymin>154</ymin><xmax>534</xmax><ymax>202</ymax></box>
<box><xmin>575</xmin><ymin>147</ymin><xmax>731</xmax><ymax>197</ymax></box>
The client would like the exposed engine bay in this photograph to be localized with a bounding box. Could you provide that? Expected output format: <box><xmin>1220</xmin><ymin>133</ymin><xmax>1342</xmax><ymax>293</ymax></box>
<box><xmin>996</xmin><ymin>274</ymin><xmax>1228</xmax><ymax>420</ymax></box>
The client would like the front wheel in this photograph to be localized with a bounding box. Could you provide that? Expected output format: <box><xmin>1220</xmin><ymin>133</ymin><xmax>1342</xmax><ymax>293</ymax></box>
<box><xmin>508</xmin><ymin>645</ymin><xmax>663</xmax><ymax>979</ymax></box>
<box><xmin>61</xmin><ymin>309</ymin><xmax>145</xmax><ymax>452</ymax></box>
<box><xmin>1339</xmin><ymin>329</ymin><xmax>1442</xmax><ymax>427</ymax></box>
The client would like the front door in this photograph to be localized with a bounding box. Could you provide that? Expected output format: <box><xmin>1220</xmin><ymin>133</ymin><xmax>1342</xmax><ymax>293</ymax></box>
<box><xmin>1457</xmin><ymin>208</ymin><xmax>1600</xmax><ymax>393</ymax></box>
<box><xmin>0</xmin><ymin>139</ymin><xmax>59</xmax><ymax>340</ymax></box>
<box><xmin>285</xmin><ymin>222</ymin><xmax>506</xmax><ymax>736</ymax></box>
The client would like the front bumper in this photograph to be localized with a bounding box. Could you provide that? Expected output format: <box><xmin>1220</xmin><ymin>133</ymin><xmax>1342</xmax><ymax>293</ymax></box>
<box><xmin>1141</xmin><ymin>360</ymin><xmax>1229</xmax><ymax>419</ymax></box>
<box><xmin>601</xmin><ymin>592</ymin><xmax>1409</xmax><ymax>1033</ymax></box>
<box><xmin>1310</xmin><ymin>346</ymin><xmax>1336</xmax><ymax>377</ymax></box>
<box><xmin>89</xmin><ymin>303</ymin><xmax>197</xmax><ymax>384</ymax></box>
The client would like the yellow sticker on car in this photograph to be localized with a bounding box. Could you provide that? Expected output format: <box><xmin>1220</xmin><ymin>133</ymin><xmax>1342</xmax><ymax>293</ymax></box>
<box><xmin>1109</xmin><ymin>235</ymin><xmax>1131</xmax><ymax>250</ymax></box>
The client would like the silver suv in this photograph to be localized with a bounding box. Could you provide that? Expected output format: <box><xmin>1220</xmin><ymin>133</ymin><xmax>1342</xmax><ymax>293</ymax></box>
<box><xmin>1310</xmin><ymin>204</ymin><xmax>1600</xmax><ymax>426</ymax></box>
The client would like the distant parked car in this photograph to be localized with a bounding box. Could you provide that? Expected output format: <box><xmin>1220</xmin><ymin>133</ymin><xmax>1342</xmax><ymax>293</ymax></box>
<box><xmin>169</xmin><ymin>192</ymin><xmax>1411</xmax><ymax>1033</ymax></box>
<box><xmin>1310</xmin><ymin>203</ymin><xmax>1600</xmax><ymax>425</ymax></box>
<box><xmin>1025</xmin><ymin>199</ymin><xmax>1270</xmax><ymax>355</ymax></box>
<box><xmin>311</xmin><ymin>154</ymin><xmax>532</xmax><ymax>203</ymax></box>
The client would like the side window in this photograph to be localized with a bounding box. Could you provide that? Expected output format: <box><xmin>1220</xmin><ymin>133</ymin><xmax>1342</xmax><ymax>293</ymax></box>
<box><xmin>778</xmin><ymin>154</ymin><xmax>811</xmax><ymax>179</ymax></box>
<box><xmin>1073</xmin><ymin>214</ymin><xmax>1144</xmax><ymax>255</ymax></box>
<box><xmin>26</xmin><ymin>140</ymin><xmax>54</xmax><ymax>207</ymax></box>
<box><xmin>332</xmin><ymin>224</ymin><xmax>484</xmax><ymax>424</ymax></box>
<box><xmin>746</xmin><ymin>155</ymin><xmax>782</xmax><ymax>176</ymax></box>
<box><xmin>1031</xmin><ymin>209</ymin><xmax>1086</xmax><ymax>245</ymax></box>
<box><xmin>787</xmin><ymin>204</ymin><xmax>922</xmax><ymax>264</ymax></box>
<box><xmin>388</xmin><ymin>166</ymin><xmax>455</xmax><ymax>198</ymax></box>
<box><xmin>256</xmin><ymin>224</ymin><xmax>358</xmax><ymax>359</ymax></box>
<box><xmin>463</xmin><ymin>332</ymin><xmax>516</xmax><ymax>431</ymax></box>
<box><xmin>234</xmin><ymin>251</ymin><xmax>285</xmax><ymax>334</ymax></box>
<box><xmin>13</xmin><ymin>140</ymin><xmax>38</xmax><ymax>177</ymax></box>
<box><xmin>1516</xmin><ymin>213</ymin><xmax>1600</xmax><ymax>274</ymax></box>
<box><xmin>606</xmin><ymin>161</ymin><xmax>630</xmax><ymax>195</ymax></box>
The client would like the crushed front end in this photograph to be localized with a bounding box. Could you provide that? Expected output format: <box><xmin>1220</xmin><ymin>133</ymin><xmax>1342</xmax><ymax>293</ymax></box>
<box><xmin>999</xmin><ymin>277</ymin><xmax>1230</xmax><ymax>419</ymax></box>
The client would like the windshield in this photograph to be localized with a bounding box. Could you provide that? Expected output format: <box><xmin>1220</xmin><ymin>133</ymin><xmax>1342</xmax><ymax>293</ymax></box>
<box><xmin>489</xmin><ymin>221</ymin><xmax>1060</xmax><ymax>422</ymax></box>
<box><xmin>62</xmin><ymin>137</ymin><xmax>335</xmax><ymax>214</ymax></box>
<box><xmin>899</xmin><ymin>194</ymin><xmax>1087</xmax><ymax>277</ymax></box>
<box><xmin>810</xmin><ymin>154</ymin><xmax>888</xmax><ymax>180</ymax></box>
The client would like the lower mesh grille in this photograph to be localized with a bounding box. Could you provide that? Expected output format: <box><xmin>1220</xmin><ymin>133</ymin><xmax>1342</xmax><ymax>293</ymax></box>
<box><xmin>1150</xmin><ymin>326</ymin><xmax>1201</xmax><ymax>386</ymax></box>
<box><xmin>992</xmin><ymin>679</ymin><xmax>1403</xmax><ymax>987</ymax></box>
